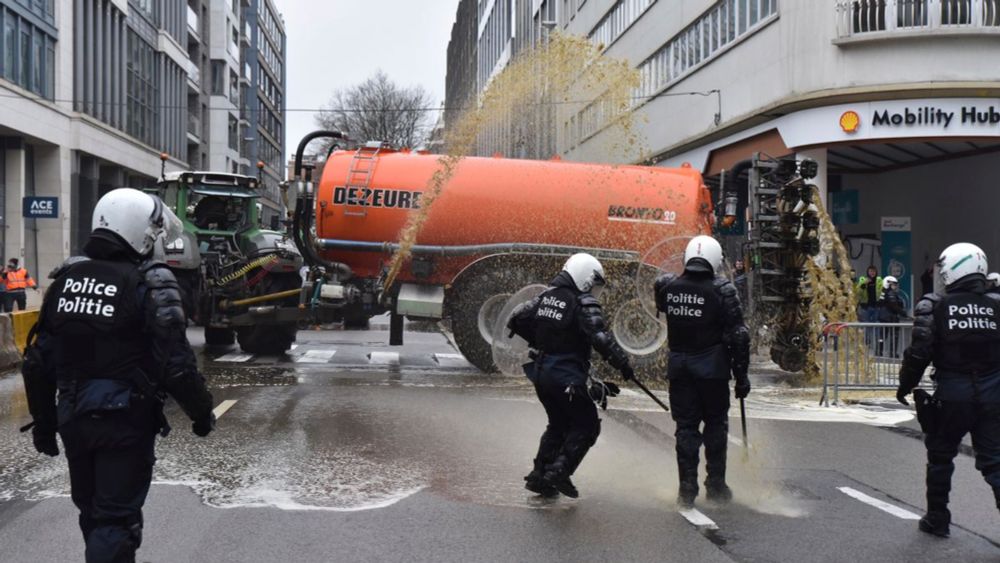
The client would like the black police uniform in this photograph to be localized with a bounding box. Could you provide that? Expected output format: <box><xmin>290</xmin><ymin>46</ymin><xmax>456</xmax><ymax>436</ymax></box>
<box><xmin>878</xmin><ymin>285</ymin><xmax>907</xmax><ymax>357</ymax></box>
<box><xmin>897</xmin><ymin>275</ymin><xmax>1000</xmax><ymax>537</ymax></box>
<box><xmin>654</xmin><ymin>263</ymin><xmax>750</xmax><ymax>504</ymax></box>
<box><xmin>21</xmin><ymin>231</ymin><xmax>214</xmax><ymax>562</ymax></box>
<box><xmin>508</xmin><ymin>271</ymin><xmax>633</xmax><ymax>497</ymax></box>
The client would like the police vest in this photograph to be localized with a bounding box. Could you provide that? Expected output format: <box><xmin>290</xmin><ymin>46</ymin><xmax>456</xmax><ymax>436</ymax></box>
<box><xmin>532</xmin><ymin>286</ymin><xmax>590</xmax><ymax>359</ymax></box>
<box><xmin>6</xmin><ymin>268</ymin><xmax>34</xmax><ymax>290</ymax></box>
<box><xmin>659</xmin><ymin>273</ymin><xmax>724</xmax><ymax>353</ymax></box>
<box><xmin>45</xmin><ymin>259</ymin><xmax>147</xmax><ymax>382</ymax></box>
<box><xmin>933</xmin><ymin>292</ymin><xmax>1000</xmax><ymax>375</ymax></box>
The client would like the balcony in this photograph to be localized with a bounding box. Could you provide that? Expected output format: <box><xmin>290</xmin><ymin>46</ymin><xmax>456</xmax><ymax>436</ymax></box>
<box><xmin>187</xmin><ymin>60</ymin><xmax>201</xmax><ymax>92</ymax></box>
<box><xmin>187</xmin><ymin>6</ymin><xmax>201</xmax><ymax>40</ymax></box>
<box><xmin>836</xmin><ymin>0</ymin><xmax>1000</xmax><ymax>41</ymax></box>
<box><xmin>187</xmin><ymin>113</ymin><xmax>202</xmax><ymax>143</ymax></box>
<box><xmin>241</xmin><ymin>20</ymin><xmax>252</xmax><ymax>46</ymax></box>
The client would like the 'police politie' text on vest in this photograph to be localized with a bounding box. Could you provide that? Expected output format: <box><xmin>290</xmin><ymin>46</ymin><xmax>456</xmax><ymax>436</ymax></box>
<box><xmin>947</xmin><ymin>303</ymin><xmax>999</xmax><ymax>330</ymax></box>
<box><xmin>666</xmin><ymin>292</ymin><xmax>705</xmax><ymax>317</ymax></box>
<box><xmin>55</xmin><ymin>277</ymin><xmax>120</xmax><ymax>317</ymax></box>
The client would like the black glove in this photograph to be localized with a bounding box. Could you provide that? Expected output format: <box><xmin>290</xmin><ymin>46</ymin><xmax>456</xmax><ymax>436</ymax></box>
<box><xmin>620</xmin><ymin>365</ymin><xmax>635</xmax><ymax>382</ymax></box>
<box><xmin>192</xmin><ymin>414</ymin><xmax>216</xmax><ymax>437</ymax></box>
<box><xmin>734</xmin><ymin>378</ymin><xmax>751</xmax><ymax>399</ymax></box>
<box><xmin>603</xmin><ymin>382</ymin><xmax>621</xmax><ymax>397</ymax></box>
<box><xmin>896</xmin><ymin>386</ymin><xmax>911</xmax><ymax>406</ymax></box>
<box><xmin>32</xmin><ymin>427</ymin><xmax>59</xmax><ymax>457</ymax></box>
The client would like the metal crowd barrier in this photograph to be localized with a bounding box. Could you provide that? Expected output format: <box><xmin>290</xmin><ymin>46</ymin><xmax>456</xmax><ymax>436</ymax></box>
<box><xmin>820</xmin><ymin>321</ymin><xmax>929</xmax><ymax>406</ymax></box>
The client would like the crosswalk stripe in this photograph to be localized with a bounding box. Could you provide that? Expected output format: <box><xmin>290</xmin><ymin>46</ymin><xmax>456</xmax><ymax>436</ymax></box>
<box><xmin>216</xmin><ymin>352</ymin><xmax>254</xmax><ymax>363</ymax></box>
<box><xmin>678</xmin><ymin>508</ymin><xmax>719</xmax><ymax>530</ymax></box>
<box><xmin>369</xmin><ymin>351</ymin><xmax>400</xmax><ymax>365</ymax></box>
<box><xmin>294</xmin><ymin>350</ymin><xmax>337</xmax><ymax>363</ymax></box>
<box><xmin>838</xmin><ymin>487</ymin><xmax>921</xmax><ymax>520</ymax></box>
<box><xmin>212</xmin><ymin>400</ymin><xmax>238</xmax><ymax>419</ymax></box>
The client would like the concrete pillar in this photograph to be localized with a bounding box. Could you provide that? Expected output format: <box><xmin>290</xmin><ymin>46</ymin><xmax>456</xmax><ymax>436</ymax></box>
<box><xmin>3</xmin><ymin>147</ymin><xmax>25</xmax><ymax>274</ymax></box>
<box><xmin>796</xmin><ymin>147</ymin><xmax>828</xmax><ymax>211</ymax></box>
<box><xmin>32</xmin><ymin>145</ymin><xmax>71</xmax><ymax>301</ymax></box>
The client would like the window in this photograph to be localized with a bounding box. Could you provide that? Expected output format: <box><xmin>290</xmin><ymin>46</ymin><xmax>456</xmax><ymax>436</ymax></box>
<box><xmin>20</xmin><ymin>28</ymin><xmax>29</xmax><ymax>86</ymax></box>
<box><xmin>633</xmin><ymin>0</ymin><xmax>776</xmax><ymax>105</ymax></box>
<box><xmin>211</xmin><ymin>60</ymin><xmax>225</xmax><ymax>95</ymax></box>
<box><xmin>126</xmin><ymin>31</ymin><xmax>158</xmax><ymax>146</ymax></box>
<box><xmin>32</xmin><ymin>32</ymin><xmax>41</xmax><ymax>93</ymax></box>
<box><xmin>228</xmin><ymin>113</ymin><xmax>238</xmax><ymax>150</ymax></box>
<box><xmin>941</xmin><ymin>0</ymin><xmax>973</xmax><ymax>24</ymax></box>
<box><xmin>589</xmin><ymin>0</ymin><xmax>657</xmax><ymax>49</ymax></box>
<box><xmin>3</xmin><ymin>16</ymin><xmax>14</xmax><ymax>81</ymax></box>
<box><xmin>45</xmin><ymin>41</ymin><xmax>53</xmax><ymax>98</ymax></box>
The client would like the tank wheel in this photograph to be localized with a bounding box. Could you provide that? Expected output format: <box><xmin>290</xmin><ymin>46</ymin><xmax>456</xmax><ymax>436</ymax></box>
<box><xmin>236</xmin><ymin>273</ymin><xmax>300</xmax><ymax>355</ymax></box>
<box><xmin>204</xmin><ymin>326</ymin><xmax>235</xmax><ymax>346</ymax></box>
<box><xmin>450</xmin><ymin>260</ymin><xmax>550</xmax><ymax>373</ymax></box>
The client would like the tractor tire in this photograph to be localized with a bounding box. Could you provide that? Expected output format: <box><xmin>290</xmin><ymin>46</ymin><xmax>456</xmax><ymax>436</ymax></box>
<box><xmin>204</xmin><ymin>326</ymin><xmax>236</xmax><ymax>346</ymax></box>
<box><xmin>448</xmin><ymin>257</ymin><xmax>551</xmax><ymax>373</ymax></box>
<box><xmin>236</xmin><ymin>273</ymin><xmax>300</xmax><ymax>355</ymax></box>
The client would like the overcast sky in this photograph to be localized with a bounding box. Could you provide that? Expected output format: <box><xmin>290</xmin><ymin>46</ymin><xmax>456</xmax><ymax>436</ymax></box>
<box><xmin>275</xmin><ymin>0</ymin><xmax>461</xmax><ymax>156</ymax></box>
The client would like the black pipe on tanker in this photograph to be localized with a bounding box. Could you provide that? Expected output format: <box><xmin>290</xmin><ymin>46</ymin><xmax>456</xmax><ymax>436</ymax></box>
<box><xmin>292</xmin><ymin>130</ymin><xmax>352</xmax><ymax>279</ymax></box>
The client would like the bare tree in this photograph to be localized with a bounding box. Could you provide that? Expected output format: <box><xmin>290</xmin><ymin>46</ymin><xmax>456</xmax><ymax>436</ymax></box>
<box><xmin>314</xmin><ymin>70</ymin><xmax>434</xmax><ymax>154</ymax></box>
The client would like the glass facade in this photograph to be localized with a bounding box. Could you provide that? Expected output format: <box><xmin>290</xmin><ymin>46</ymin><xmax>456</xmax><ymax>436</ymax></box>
<box><xmin>0</xmin><ymin>2</ymin><xmax>56</xmax><ymax>99</ymax></box>
<box><xmin>126</xmin><ymin>30</ymin><xmax>158</xmax><ymax>147</ymax></box>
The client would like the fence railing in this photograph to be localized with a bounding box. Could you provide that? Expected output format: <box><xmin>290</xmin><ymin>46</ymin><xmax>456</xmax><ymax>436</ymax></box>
<box><xmin>820</xmin><ymin>321</ymin><xmax>933</xmax><ymax>405</ymax></box>
<box><xmin>836</xmin><ymin>0</ymin><xmax>1000</xmax><ymax>38</ymax></box>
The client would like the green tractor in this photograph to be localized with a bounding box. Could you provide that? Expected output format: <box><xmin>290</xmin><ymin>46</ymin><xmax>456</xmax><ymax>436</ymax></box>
<box><xmin>152</xmin><ymin>170</ymin><xmax>304</xmax><ymax>354</ymax></box>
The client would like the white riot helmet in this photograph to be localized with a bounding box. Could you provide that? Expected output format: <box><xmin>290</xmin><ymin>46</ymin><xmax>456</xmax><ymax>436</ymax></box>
<box><xmin>882</xmin><ymin>276</ymin><xmax>898</xmax><ymax>290</ymax></box>
<box><xmin>91</xmin><ymin>188</ymin><xmax>182</xmax><ymax>257</ymax></box>
<box><xmin>562</xmin><ymin>253</ymin><xmax>607</xmax><ymax>297</ymax></box>
<box><xmin>937</xmin><ymin>242</ymin><xmax>988</xmax><ymax>287</ymax></box>
<box><xmin>987</xmin><ymin>272</ymin><xmax>1000</xmax><ymax>289</ymax></box>
<box><xmin>684</xmin><ymin>235</ymin><xmax>724</xmax><ymax>274</ymax></box>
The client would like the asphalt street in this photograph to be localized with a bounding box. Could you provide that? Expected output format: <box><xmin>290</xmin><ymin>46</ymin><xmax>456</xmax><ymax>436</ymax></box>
<box><xmin>0</xmin><ymin>325</ymin><xmax>998</xmax><ymax>562</ymax></box>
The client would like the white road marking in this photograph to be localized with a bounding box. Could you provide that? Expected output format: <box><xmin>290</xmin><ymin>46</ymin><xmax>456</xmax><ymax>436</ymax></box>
<box><xmin>289</xmin><ymin>344</ymin><xmax>298</xmax><ymax>351</ymax></box>
<box><xmin>369</xmin><ymin>351</ymin><xmax>400</xmax><ymax>365</ymax></box>
<box><xmin>434</xmin><ymin>353</ymin><xmax>473</xmax><ymax>367</ymax></box>
<box><xmin>679</xmin><ymin>508</ymin><xmax>719</xmax><ymax>530</ymax></box>
<box><xmin>728</xmin><ymin>434</ymin><xmax>746</xmax><ymax>447</ymax></box>
<box><xmin>212</xmin><ymin>400</ymin><xmax>238</xmax><ymax>419</ymax></box>
<box><xmin>216</xmin><ymin>352</ymin><xmax>254</xmax><ymax>363</ymax></box>
<box><xmin>294</xmin><ymin>350</ymin><xmax>337</xmax><ymax>363</ymax></box>
<box><xmin>838</xmin><ymin>487</ymin><xmax>921</xmax><ymax>520</ymax></box>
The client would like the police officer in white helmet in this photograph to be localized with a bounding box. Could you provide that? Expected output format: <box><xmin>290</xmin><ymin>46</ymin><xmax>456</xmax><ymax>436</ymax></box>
<box><xmin>654</xmin><ymin>235</ymin><xmax>750</xmax><ymax>508</ymax></box>
<box><xmin>507</xmin><ymin>253</ymin><xmax>634</xmax><ymax>498</ymax></box>
<box><xmin>20</xmin><ymin>188</ymin><xmax>215</xmax><ymax>561</ymax></box>
<box><xmin>897</xmin><ymin>243</ymin><xmax>1000</xmax><ymax>537</ymax></box>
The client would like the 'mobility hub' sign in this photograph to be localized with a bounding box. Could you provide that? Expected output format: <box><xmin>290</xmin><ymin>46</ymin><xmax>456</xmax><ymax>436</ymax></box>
<box><xmin>871</xmin><ymin>105</ymin><xmax>1000</xmax><ymax>128</ymax></box>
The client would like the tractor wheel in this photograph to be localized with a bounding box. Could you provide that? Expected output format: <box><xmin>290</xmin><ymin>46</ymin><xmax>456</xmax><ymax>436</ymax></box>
<box><xmin>204</xmin><ymin>326</ymin><xmax>235</xmax><ymax>346</ymax></box>
<box><xmin>449</xmin><ymin>258</ymin><xmax>551</xmax><ymax>373</ymax></box>
<box><xmin>236</xmin><ymin>273</ymin><xmax>300</xmax><ymax>355</ymax></box>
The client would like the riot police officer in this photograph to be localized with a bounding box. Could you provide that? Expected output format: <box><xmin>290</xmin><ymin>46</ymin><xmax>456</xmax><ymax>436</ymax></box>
<box><xmin>21</xmin><ymin>188</ymin><xmax>215</xmax><ymax>562</ymax></box>
<box><xmin>654</xmin><ymin>236</ymin><xmax>750</xmax><ymax>508</ymax></box>
<box><xmin>507</xmin><ymin>253</ymin><xmax>635</xmax><ymax>498</ymax></box>
<box><xmin>897</xmin><ymin>242</ymin><xmax>1000</xmax><ymax>538</ymax></box>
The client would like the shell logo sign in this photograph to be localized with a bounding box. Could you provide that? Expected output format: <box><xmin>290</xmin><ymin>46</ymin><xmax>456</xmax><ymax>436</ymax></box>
<box><xmin>840</xmin><ymin>111</ymin><xmax>861</xmax><ymax>133</ymax></box>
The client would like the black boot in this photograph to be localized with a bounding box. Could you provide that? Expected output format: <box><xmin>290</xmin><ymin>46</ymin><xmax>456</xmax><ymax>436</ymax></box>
<box><xmin>524</xmin><ymin>459</ymin><xmax>558</xmax><ymax>497</ymax></box>
<box><xmin>921</xmin><ymin>460</ymin><xmax>954</xmax><ymax>538</ymax></box>
<box><xmin>542</xmin><ymin>456</ymin><xmax>579</xmax><ymax>498</ymax></box>
<box><xmin>705</xmin><ymin>478</ymin><xmax>733</xmax><ymax>504</ymax></box>
<box><xmin>677</xmin><ymin>479</ymin><xmax>698</xmax><ymax>509</ymax></box>
<box><xmin>919</xmin><ymin>510</ymin><xmax>951</xmax><ymax>538</ymax></box>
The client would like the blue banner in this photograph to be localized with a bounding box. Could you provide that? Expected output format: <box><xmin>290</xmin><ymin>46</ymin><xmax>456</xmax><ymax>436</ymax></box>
<box><xmin>881</xmin><ymin>217</ymin><xmax>912</xmax><ymax>309</ymax></box>
<box><xmin>22</xmin><ymin>196</ymin><xmax>58</xmax><ymax>219</ymax></box>
<box><xmin>830</xmin><ymin>190</ymin><xmax>859</xmax><ymax>225</ymax></box>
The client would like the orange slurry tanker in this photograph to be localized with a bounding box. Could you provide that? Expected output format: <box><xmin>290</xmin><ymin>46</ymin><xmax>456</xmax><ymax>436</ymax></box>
<box><xmin>290</xmin><ymin>131</ymin><xmax>713</xmax><ymax>373</ymax></box>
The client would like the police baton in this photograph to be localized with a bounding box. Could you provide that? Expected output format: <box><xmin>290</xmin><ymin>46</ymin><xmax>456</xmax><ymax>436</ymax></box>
<box><xmin>632</xmin><ymin>378</ymin><xmax>670</xmax><ymax>413</ymax></box>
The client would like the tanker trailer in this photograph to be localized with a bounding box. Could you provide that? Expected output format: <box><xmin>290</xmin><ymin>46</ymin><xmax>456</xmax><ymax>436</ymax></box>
<box><xmin>291</xmin><ymin>131</ymin><xmax>715</xmax><ymax>373</ymax></box>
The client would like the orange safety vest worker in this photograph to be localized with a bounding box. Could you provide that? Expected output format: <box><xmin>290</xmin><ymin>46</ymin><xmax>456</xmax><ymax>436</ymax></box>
<box><xmin>6</xmin><ymin>268</ymin><xmax>36</xmax><ymax>290</ymax></box>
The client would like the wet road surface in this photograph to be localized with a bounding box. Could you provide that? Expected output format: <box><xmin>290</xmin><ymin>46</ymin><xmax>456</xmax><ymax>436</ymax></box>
<box><xmin>0</xmin><ymin>326</ymin><xmax>998</xmax><ymax>562</ymax></box>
